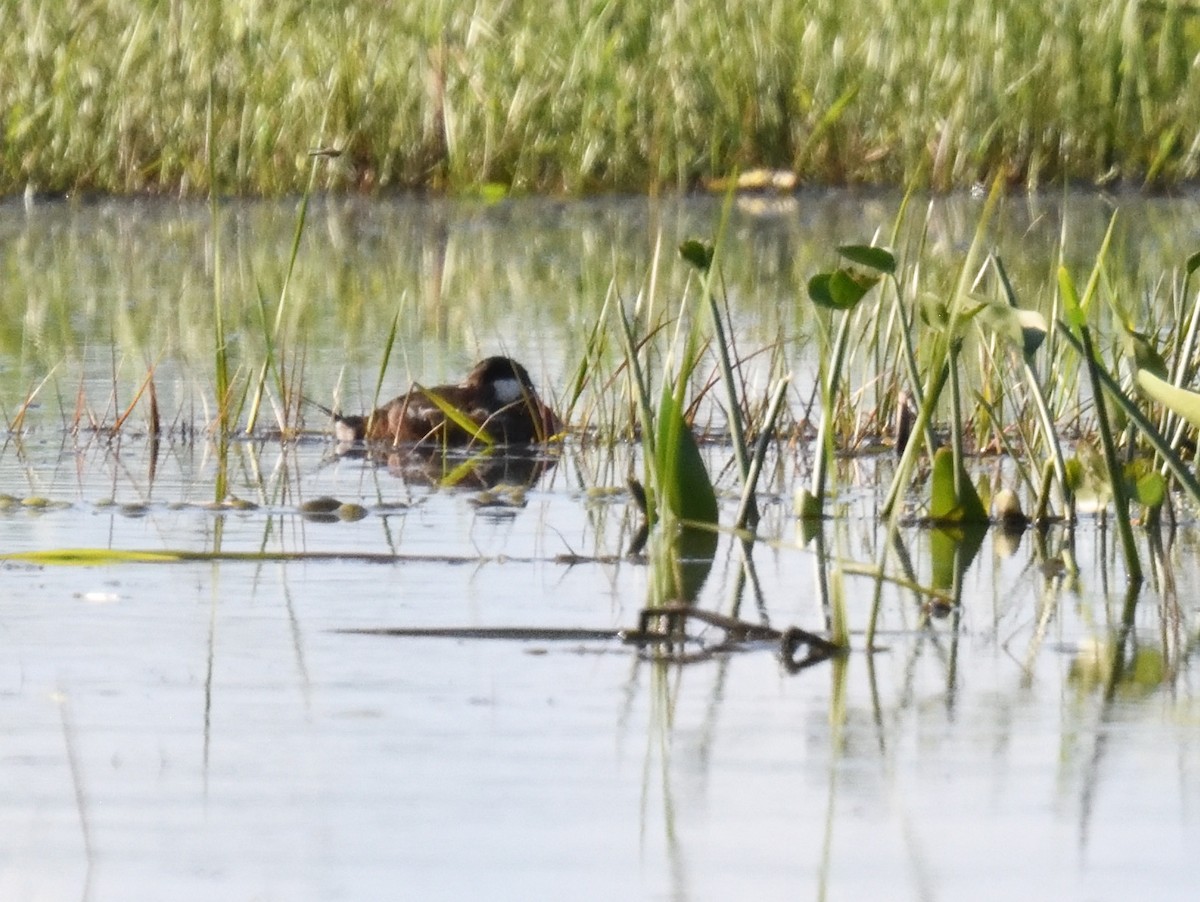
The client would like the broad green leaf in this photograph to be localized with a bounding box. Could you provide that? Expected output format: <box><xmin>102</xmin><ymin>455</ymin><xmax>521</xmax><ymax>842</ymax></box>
<box><xmin>807</xmin><ymin>273</ymin><xmax>835</xmax><ymax>307</ymax></box>
<box><xmin>1134</xmin><ymin>470</ymin><xmax>1166</xmax><ymax>509</ymax></box>
<box><xmin>929</xmin><ymin>523</ymin><xmax>986</xmax><ymax>592</ymax></box>
<box><xmin>1120</xmin><ymin>458</ymin><xmax>1165</xmax><ymax>510</ymax></box>
<box><xmin>807</xmin><ymin>269</ymin><xmax>879</xmax><ymax>311</ymax></box>
<box><xmin>670</xmin><ymin>525</ymin><xmax>720</xmax><ymax>602</ymax></box>
<box><xmin>837</xmin><ymin>244</ymin><xmax>896</xmax><ymax>274</ymax></box>
<box><xmin>1135</xmin><ymin>369</ymin><xmax>1200</xmax><ymax>430</ymax></box>
<box><xmin>929</xmin><ymin>447</ymin><xmax>988</xmax><ymax>524</ymax></box>
<box><xmin>679</xmin><ymin>239</ymin><xmax>714</xmax><ymax>272</ymax></box>
<box><xmin>795</xmin><ymin>487</ymin><xmax>822</xmax><ymax>522</ymax></box>
<box><xmin>655</xmin><ymin>387</ymin><xmax>718</xmax><ymax>525</ymax></box>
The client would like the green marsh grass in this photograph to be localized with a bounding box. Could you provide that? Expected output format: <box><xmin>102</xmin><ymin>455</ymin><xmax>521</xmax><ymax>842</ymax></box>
<box><xmin>5</xmin><ymin>0</ymin><xmax>1200</xmax><ymax>196</ymax></box>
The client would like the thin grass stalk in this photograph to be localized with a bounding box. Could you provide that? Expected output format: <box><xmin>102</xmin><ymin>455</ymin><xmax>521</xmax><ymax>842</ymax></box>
<box><xmin>889</xmin><ymin>205</ymin><xmax>938</xmax><ymax>454</ymax></box>
<box><xmin>364</xmin><ymin>302</ymin><xmax>404</xmax><ymax>439</ymax></box>
<box><xmin>697</xmin><ymin>187</ymin><xmax>756</xmax><ymax>521</ymax></box>
<box><xmin>991</xmin><ymin>255</ymin><xmax>1074</xmax><ymax>520</ymax></box>
<box><xmin>1057</xmin><ymin>214</ymin><xmax>1141</xmax><ymax>581</ymax></box>
<box><xmin>206</xmin><ymin>1</ymin><xmax>230</xmax><ymax>499</ymax></box>
<box><xmin>562</xmin><ymin>287</ymin><xmax>612</xmax><ymax>429</ymax></box>
<box><xmin>614</xmin><ymin>300</ymin><xmax>657</xmax><ymax>460</ymax></box>
<box><xmin>9</xmin><ymin>367</ymin><xmax>58</xmax><ymax>434</ymax></box>
<box><xmin>870</xmin><ymin>189</ymin><xmax>914</xmax><ymax>414</ymax></box>
<box><xmin>734</xmin><ymin>375</ymin><xmax>790</xmax><ymax>531</ymax></box>
<box><xmin>806</xmin><ymin>309</ymin><xmax>855</xmax><ymax>517</ymax></box>
<box><xmin>111</xmin><ymin>364</ymin><xmax>158</xmax><ymax>435</ymax></box>
<box><xmin>879</xmin><ymin>179</ymin><xmax>1001</xmax><ymax>521</ymax></box>
<box><xmin>869</xmin><ymin>179</ymin><xmax>1003</xmax><ymax>649</ymax></box>
<box><xmin>243</xmin><ymin>116</ymin><xmax>327</xmax><ymax>435</ymax></box>
<box><xmin>1073</xmin><ymin>313</ymin><xmax>1142</xmax><ymax>584</ymax></box>
<box><xmin>244</xmin><ymin>288</ymin><xmax>277</xmax><ymax>434</ymax></box>
<box><xmin>615</xmin><ymin>296</ymin><xmax>658</xmax><ymax>527</ymax></box>
<box><xmin>947</xmin><ymin>347</ymin><xmax>968</xmax><ymax>504</ymax></box>
<box><xmin>1162</xmin><ymin>285</ymin><xmax>1200</xmax><ymax>467</ymax></box>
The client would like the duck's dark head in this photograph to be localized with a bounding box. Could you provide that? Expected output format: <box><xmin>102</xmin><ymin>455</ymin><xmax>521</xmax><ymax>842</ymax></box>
<box><xmin>466</xmin><ymin>356</ymin><xmax>538</xmax><ymax>406</ymax></box>
<box><xmin>464</xmin><ymin>355</ymin><xmax>561</xmax><ymax>440</ymax></box>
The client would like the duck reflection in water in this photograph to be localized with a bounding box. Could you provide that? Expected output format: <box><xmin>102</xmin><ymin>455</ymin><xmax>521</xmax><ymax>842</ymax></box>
<box><xmin>324</xmin><ymin>356</ymin><xmax>562</xmax><ymax>489</ymax></box>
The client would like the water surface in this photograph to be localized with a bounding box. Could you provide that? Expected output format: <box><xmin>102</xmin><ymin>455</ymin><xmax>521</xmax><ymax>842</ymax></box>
<box><xmin>1</xmin><ymin>192</ymin><xmax>1198</xmax><ymax>900</ymax></box>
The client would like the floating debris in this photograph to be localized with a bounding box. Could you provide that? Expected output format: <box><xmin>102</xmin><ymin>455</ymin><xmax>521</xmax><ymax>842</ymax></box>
<box><xmin>336</xmin><ymin>604</ymin><xmax>842</xmax><ymax>672</ymax></box>
<box><xmin>705</xmin><ymin>168</ymin><xmax>797</xmax><ymax>193</ymax></box>
<box><xmin>991</xmin><ymin>488</ymin><xmax>1028</xmax><ymax>528</ymax></box>
<box><xmin>300</xmin><ymin>496</ymin><xmax>343</xmax><ymax>515</ymax></box>
<box><xmin>469</xmin><ymin>485</ymin><xmax>528</xmax><ymax>509</ymax></box>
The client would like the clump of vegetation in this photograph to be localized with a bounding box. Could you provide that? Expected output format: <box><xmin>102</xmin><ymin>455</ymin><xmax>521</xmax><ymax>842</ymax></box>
<box><xmin>4</xmin><ymin>0</ymin><xmax>1200</xmax><ymax>196</ymax></box>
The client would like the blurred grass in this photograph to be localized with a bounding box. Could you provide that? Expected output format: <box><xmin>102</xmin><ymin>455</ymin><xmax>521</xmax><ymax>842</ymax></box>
<box><xmin>4</xmin><ymin>0</ymin><xmax>1200</xmax><ymax>196</ymax></box>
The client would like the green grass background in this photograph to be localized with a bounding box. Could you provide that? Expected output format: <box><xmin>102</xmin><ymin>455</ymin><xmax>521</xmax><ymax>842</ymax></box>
<box><xmin>4</xmin><ymin>0</ymin><xmax>1200</xmax><ymax>196</ymax></box>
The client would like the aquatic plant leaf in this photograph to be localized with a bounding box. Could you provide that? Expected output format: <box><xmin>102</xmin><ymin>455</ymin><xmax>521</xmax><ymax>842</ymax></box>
<box><xmin>929</xmin><ymin>523</ymin><xmax>986</xmax><ymax>593</ymax></box>
<box><xmin>0</xmin><ymin>548</ymin><xmax>183</xmax><ymax>565</ymax></box>
<box><xmin>679</xmin><ymin>239</ymin><xmax>715</xmax><ymax>272</ymax></box>
<box><xmin>794</xmin><ymin>487</ymin><xmax>824</xmax><ymax>525</ymax></box>
<box><xmin>1187</xmin><ymin>250</ymin><xmax>1200</xmax><ymax>277</ymax></box>
<box><xmin>1071</xmin><ymin>643</ymin><xmax>1165</xmax><ymax>693</ymax></box>
<box><xmin>477</xmin><ymin>183</ymin><xmax>509</xmax><ymax>203</ymax></box>
<box><xmin>663</xmin><ymin>525</ymin><xmax>720</xmax><ymax>603</ymax></box>
<box><xmin>929</xmin><ymin>447</ymin><xmax>988</xmax><ymax>524</ymax></box>
<box><xmin>1135</xmin><ymin>369</ymin><xmax>1200</xmax><ymax>430</ymax></box>
<box><xmin>654</xmin><ymin>386</ymin><xmax>718</xmax><ymax>526</ymax></box>
<box><xmin>807</xmin><ymin>273</ymin><xmax>835</xmax><ymax>307</ymax></box>
<box><xmin>1131</xmin><ymin>467</ymin><xmax>1166</xmax><ymax>510</ymax></box>
<box><xmin>1119</xmin><ymin>456</ymin><xmax>1165</xmax><ymax>511</ymax></box>
<box><xmin>836</xmin><ymin>244</ymin><xmax>896</xmax><ymax>274</ymax></box>
<box><xmin>807</xmin><ymin>269</ymin><xmax>879</xmax><ymax>311</ymax></box>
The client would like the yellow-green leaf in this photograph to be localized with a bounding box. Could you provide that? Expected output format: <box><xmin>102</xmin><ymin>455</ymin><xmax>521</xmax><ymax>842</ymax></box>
<box><xmin>1135</xmin><ymin>369</ymin><xmax>1200</xmax><ymax>430</ymax></box>
<box><xmin>836</xmin><ymin>245</ymin><xmax>896</xmax><ymax>274</ymax></box>
<box><xmin>1058</xmin><ymin>266</ymin><xmax>1085</xmax><ymax>329</ymax></box>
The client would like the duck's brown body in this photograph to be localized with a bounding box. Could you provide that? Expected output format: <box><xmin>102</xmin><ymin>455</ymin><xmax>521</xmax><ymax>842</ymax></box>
<box><xmin>333</xmin><ymin>356</ymin><xmax>561</xmax><ymax>446</ymax></box>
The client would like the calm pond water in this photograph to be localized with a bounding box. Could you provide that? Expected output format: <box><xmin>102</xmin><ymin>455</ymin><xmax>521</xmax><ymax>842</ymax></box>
<box><xmin>1</xmin><ymin>192</ymin><xmax>1198</xmax><ymax>900</ymax></box>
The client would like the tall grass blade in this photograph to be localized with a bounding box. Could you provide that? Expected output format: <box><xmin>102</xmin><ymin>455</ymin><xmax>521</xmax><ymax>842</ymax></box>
<box><xmin>990</xmin><ymin>255</ymin><xmax>1073</xmax><ymax>520</ymax></box>
<box><xmin>1058</xmin><ymin>262</ymin><xmax>1142</xmax><ymax>584</ymax></box>
<box><xmin>364</xmin><ymin>303</ymin><xmax>404</xmax><ymax>438</ymax></box>
<box><xmin>417</xmin><ymin>385</ymin><xmax>495</xmax><ymax>447</ymax></box>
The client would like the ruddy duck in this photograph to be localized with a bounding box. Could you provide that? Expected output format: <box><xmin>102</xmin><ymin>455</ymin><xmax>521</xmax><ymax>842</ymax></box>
<box><xmin>331</xmin><ymin>356</ymin><xmax>561</xmax><ymax>446</ymax></box>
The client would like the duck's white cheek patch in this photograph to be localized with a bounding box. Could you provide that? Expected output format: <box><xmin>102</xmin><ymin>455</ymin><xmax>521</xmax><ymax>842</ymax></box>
<box><xmin>493</xmin><ymin>377</ymin><xmax>523</xmax><ymax>404</ymax></box>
